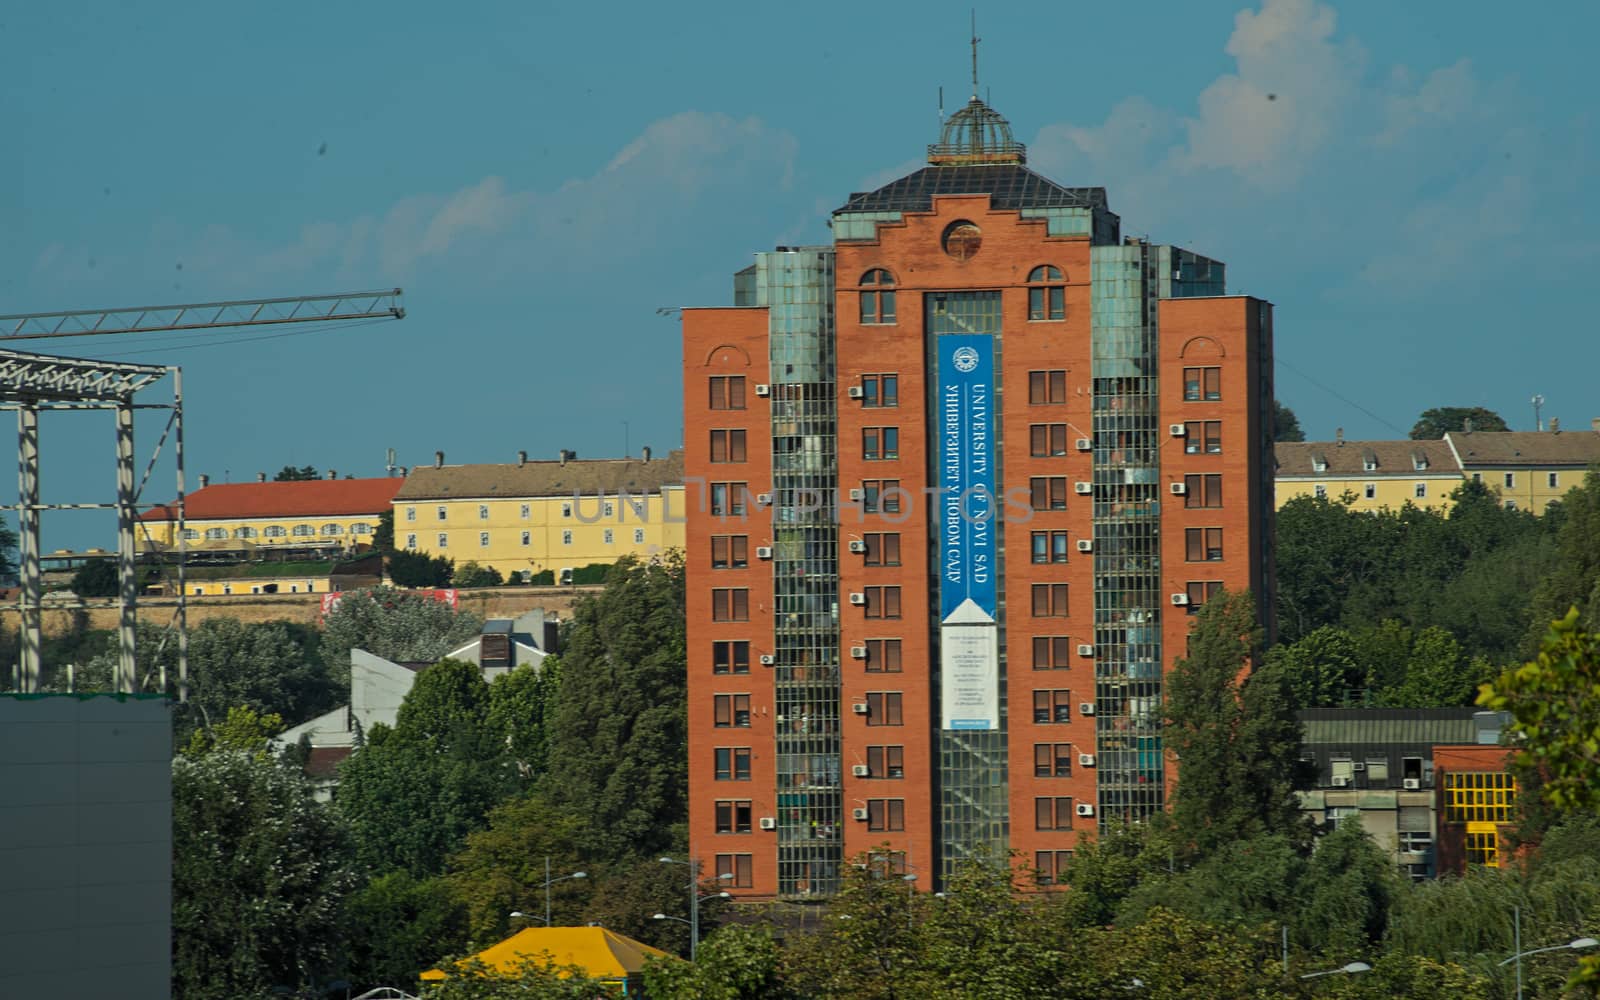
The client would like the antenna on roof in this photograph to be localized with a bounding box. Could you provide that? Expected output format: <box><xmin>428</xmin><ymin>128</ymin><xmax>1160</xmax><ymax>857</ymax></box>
<box><xmin>970</xmin><ymin>9</ymin><xmax>981</xmax><ymax>100</ymax></box>
<box><xmin>385</xmin><ymin>447</ymin><xmax>398</xmax><ymax>478</ymax></box>
<box><xmin>938</xmin><ymin>85</ymin><xmax>944</xmax><ymax>123</ymax></box>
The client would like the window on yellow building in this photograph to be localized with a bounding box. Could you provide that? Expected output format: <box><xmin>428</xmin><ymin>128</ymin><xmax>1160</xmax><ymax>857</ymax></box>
<box><xmin>521</xmin><ymin>504</ymin><xmax>531</xmax><ymax>519</ymax></box>
<box><xmin>182</xmin><ymin>529</ymin><xmax>199</xmax><ymax>540</ymax></box>
<box><xmin>634</xmin><ymin>529</ymin><xmax>645</xmax><ymax>544</ymax></box>
<box><xmin>478</xmin><ymin>505</ymin><xmax>489</xmax><ymax>520</ymax></box>
<box><xmin>351</xmin><ymin>523</ymin><xmax>371</xmax><ymax>535</ymax></box>
<box><xmin>323</xmin><ymin>524</ymin><xmax>342</xmax><ymax>536</ymax></box>
<box><xmin>405</xmin><ymin>506</ymin><xmax>415</xmax><ymax>522</ymax></box>
<box><xmin>1414</xmin><ymin>483</ymin><xmax>1427</xmax><ymax>499</ymax></box>
<box><xmin>205</xmin><ymin>527</ymin><xmax>227</xmax><ymax>540</ymax></box>
<box><xmin>1364</xmin><ymin>484</ymin><xmax>1376</xmax><ymax>499</ymax></box>
<box><xmin>561</xmin><ymin>502</ymin><xmax>572</xmax><ymax>518</ymax></box>
<box><xmin>1465</xmin><ymin>830</ymin><xmax>1499</xmax><ymax>867</ymax></box>
<box><xmin>406</xmin><ymin>534</ymin><xmax>416</xmax><ymax>550</ymax></box>
<box><xmin>265</xmin><ymin>525</ymin><xmax>285</xmax><ymax>538</ymax></box>
<box><xmin>604</xmin><ymin>529</ymin><xmax>614</xmax><ymax>544</ymax></box>
<box><xmin>521</xmin><ymin>531</ymin><xmax>530</xmax><ymax>546</ymax></box>
<box><xmin>236</xmin><ymin>527</ymin><xmax>257</xmax><ymax>539</ymax></box>
<box><xmin>562</xmin><ymin>530</ymin><xmax>572</xmax><ymax>545</ymax></box>
<box><xmin>1548</xmin><ymin>472</ymin><xmax>1559</xmax><ymax>489</ymax></box>
<box><xmin>437</xmin><ymin>506</ymin><xmax>447</xmax><ymax>521</ymax></box>
<box><xmin>438</xmin><ymin>534</ymin><xmax>448</xmax><ymax>548</ymax></box>
<box><xmin>479</xmin><ymin>532</ymin><xmax>490</xmax><ymax>547</ymax></box>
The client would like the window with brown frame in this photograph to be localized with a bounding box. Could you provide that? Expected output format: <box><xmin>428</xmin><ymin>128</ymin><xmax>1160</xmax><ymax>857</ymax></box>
<box><xmin>864</xmin><ymin>586</ymin><xmax>902</xmax><ymax>619</ymax></box>
<box><xmin>1031</xmin><ymin>583</ymin><xmax>1068</xmax><ymax>617</ymax></box>
<box><xmin>1033</xmin><ymin>743</ymin><xmax>1074</xmax><ymax>777</ymax></box>
<box><xmin>1031</xmin><ymin>531</ymin><xmax>1070</xmax><ymax>564</ymax></box>
<box><xmin>1183</xmin><ymin>366</ymin><xmax>1221</xmax><ymax>402</ymax></box>
<box><xmin>861</xmin><ymin>373</ymin><xmax>898</xmax><ymax>407</ymax></box>
<box><xmin>715</xmin><ymin>800</ymin><xmax>752</xmax><ymax>834</ymax></box>
<box><xmin>712</xmin><ymin>640</ymin><xmax>750</xmax><ymax>674</ymax></box>
<box><xmin>1029</xmin><ymin>369</ymin><xmax>1067</xmax><ymax>404</ymax></box>
<box><xmin>1184</xmin><ymin>474</ymin><xmax>1222</xmax><ymax>508</ymax></box>
<box><xmin>1035</xmin><ymin>850</ymin><xmax>1074</xmax><ymax>885</ymax></box>
<box><xmin>711</xmin><ymin>588</ymin><xmax>749</xmax><ymax>622</ymax></box>
<box><xmin>711</xmin><ymin>535</ymin><xmax>749</xmax><ymax>569</ymax></box>
<box><xmin>1185</xmin><ymin>580</ymin><xmax>1223</xmax><ymax>612</ymax></box>
<box><xmin>714</xmin><ymin>694</ymin><xmax>751</xmax><ymax>728</ymax></box>
<box><xmin>866</xmin><ymin>745</ymin><xmax>905</xmax><ymax>778</ymax></box>
<box><xmin>1033</xmin><ymin>690</ymin><xmax>1073</xmax><ymax>724</ymax></box>
<box><xmin>709</xmin><ymin>481</ymin><xmax>749</xmax><ymax>516</ymax></box>
<box><xmin>1031</xmin><ymin>477</ymin><xmax>1068</xmax><ymax>511</ymax></box>
<box><xmin>861</xmin><ymin>479</ymin><xmax>902</xmax><ymax>513</ymax></box>
<box><xmin>862</xmin><ymin>426</ymin><xmax>899</xmax><ymax>461</ymax></box>
<box><xmin>859</xmin><ymin>269</ymin><xmax>897</xmax><ymax>324</ymax></box>
<box><xmin>1183</xmin><ymin>421</ymin><xmax>1222</xmax><ymax>455</ymax></box>
<box><xmin>1032</xmin><ymin>636</ymin><xmax>1073</xmax><ymax>669</ymax></box>
<box><xmin>709</xmin><ymin>376</ymin><xmax>747</xmax><ymax>410</ymax></box>
<box><xmin>866</xmin><ymin>691</ymin><xmax>903</xmax><ymax>726</ymax></box>
<box><xmin>864</xmin><ymin>532</ymin><xmax>901</xmax><ymax>566</ymax></box>
<box><xmin>710</xmin><ymin>429</ymin><xmax>748</xmax><ymax>463</ymax></box>
<box><xmin>1027</xmin><ymin>265</ymin><xmax>1065</xmax><ymax>321</ymax></box>
<box><xmin>714</xmin><ymin>747</ymin><xmax>751</xmax><ymax>780</ymax></box>
<box><xmin>866</xmin><ymin>798</ymin><xmax>906</xmax><ymax>832</ymax></box>
<box><xmin>864</xmin><ymin>638</ymin><xmax>902</xmax><ymax>673</ymax></box>
<box><xmin>1030</xmin><ymin>423</ymin><xmax>1069</xmax><ymax>457</ymax></box>
<box><xmin>715</xmin><ymin>853</ymin><xmax>753</xmax><ymax>887</ymax></box>
<box><xmin>1185</xmin><ymin>527</ymin><xmax>1223</xmax><ymax>562</ymax></box>
<box><xmin>1035</xmin><ymin>796</ymin><xmax>1075</xmax><ymax>830</ymax></box>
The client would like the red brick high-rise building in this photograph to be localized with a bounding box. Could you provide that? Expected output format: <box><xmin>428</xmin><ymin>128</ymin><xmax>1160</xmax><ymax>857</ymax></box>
<box><xmin>682</xmin><ymin>95</ymin><xmax>1274</xmax><ymax>899</ymax></box>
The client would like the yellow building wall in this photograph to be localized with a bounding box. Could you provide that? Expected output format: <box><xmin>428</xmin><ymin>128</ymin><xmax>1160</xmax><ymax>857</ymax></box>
<box><xmin>1275</xmin><ymin>475</ymin><xmax>1462</xmax><ymax>513</ymax></box>
<box><xmin>395</xmin><ymin>486</ymin><xmax>685</xmax><ymax>580</ymax></box>
<box><xmin>136</xmin><ymin>514</ymin><xmax>382</xmax><ymax>551</ymax></box>
<box><xmin>183</xmin><ymin>577</ymin><xmax>331</xmax><ymax>596</ymax></box>
<box><xmin>1466</xmin><ymin>467</ymin><xmax>1581</xmax><ymax>516</ymax></box>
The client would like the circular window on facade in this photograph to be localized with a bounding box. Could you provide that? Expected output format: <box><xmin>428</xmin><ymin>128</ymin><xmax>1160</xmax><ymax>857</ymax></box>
<box><xmin>941</xmin><ymin>220</ymin><xmax>983</xmax><ymax>261</ymax></box>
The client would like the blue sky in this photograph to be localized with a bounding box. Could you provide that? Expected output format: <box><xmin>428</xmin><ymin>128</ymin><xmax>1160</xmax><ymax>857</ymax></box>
<box><xmin>4</xmin><ymin>0</ymin><xmax>1595</xmax><ymax>549</ymax></box>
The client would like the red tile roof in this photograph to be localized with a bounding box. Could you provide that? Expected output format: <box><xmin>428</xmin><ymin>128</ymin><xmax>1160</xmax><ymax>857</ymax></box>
<box><xmin>141</xmin><ymin>478</ymin><xmax>402</xmax><ymax>522</ymax></box>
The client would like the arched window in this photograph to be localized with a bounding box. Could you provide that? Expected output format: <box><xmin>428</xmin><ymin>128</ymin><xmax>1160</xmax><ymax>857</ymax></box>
<box><xmin>264</xmin><ymin>525</ymin><xmax>286</xmax><ymax>538</ymax></box>
<box><xmin>291</xmin><ymin>524</ymin><xmax>315</xmax><ymax>537</ymax></box>
<box><xmin>204</xmin><ymin>527</ymin><xmax>227</xmax><ymax>540</ymax></box>
<box><xmin>350</xmin><ymin>523</ymin><xmax>372</xmax><ymax>536</ymax></box>
<box><xmin>322</xmin><ymin>523</ymin><xmax>343</xmax><ymax>536</ymax></box>
<box><xmin>859</xmin><ymin>269</ymin><xmax>896</xmax><ymax>325</ymax></box>
<box><xmin>1028</xmin><ymin>265</ymin><xmax>1065</xmax><ymax>321</ymax></box>
<box><xmin>234</xmin><ymin>526</ymin><xmax>257</xmax><ymax>539</ymax></box>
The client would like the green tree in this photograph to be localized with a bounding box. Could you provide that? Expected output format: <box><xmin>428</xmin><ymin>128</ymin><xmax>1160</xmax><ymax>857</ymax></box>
<box><xmin>1291</xmin><ymin>821</ymin><xmax>1400</xmax><ymax>958</ymax></box>
<box><xmin>180</xmin><ymin>704</ymin><xmax>284</xmax><ymax>759</ymax></box>
<box><xmin>0</xmin><ymin>515</ymin><xmax>17</xmax><ymax>579</ymax></box>
<box><xmin>338</xmin><ymin>660</ymin><xmax>516</xmax><ymax>877</ymax></box>
<box><xmin>343</xmin><ymin>870</ymin><xmax>469</xmax><ymax>994</ymax></box>
<box><xmin>1087</xmin><ymin>909</ymin><xmax>1294</xmax><ymax>1000</ymax></box>
<box><xmin>488</xmin><ymin>660</ymin><xmax>561</xmax><ymax>778</ymax></box>
<box><xmin>1524</xmin><ymin>470</ymin><xmax>1600</xmax><ymax>637</ymax></box>
<box><xmin>1273</xmin><ymin>400</ymin><xmax>1306</xmax><ymax>442</ymax></box>
<box><xmin>443</xmin><ymin>792</ymin><xmax>590</xmax><ymax>943</ymax></box>
<box><xmin>454</xmin><ymin>561</ymin><xmax>504</xmax><ymax>588</ymax></box>
<box><xmin>1269</xmin><ymin>626</ymin><xmax>1363</xmax><ymax>708</ymax></box>
<box><xmin>159</xmin><ymin>617</ymin><xmax>336</xmax><ymax>746</ymax></box>
<box><xmin>778</xmin><ymin>854</ymin><xmax>927</xmax><ymax>1000</ymax></box>
<box><xmin>642</xmin><ymin>925</ymin><xmax>794</xmax><ymax>1000</ymax></box>
<box><xmin>172</xmin><ymin>750</ymin><xmax>355</xmax><ymax>999</ymax></box>
<box><xmin>373</xmin><ymin>508</ymin><xmax>395</xmax><ymax>551</ymax></box>
<box><xmin>1410</xmin><ymin>406</ymin><xmax>1509</xmax><ymax>439</ymax></box>
<box><xmin>389</xmin><ymin>549</ymin><xmax>456</xmax><ymax>588</ymax></box>
<box><xmin>1116</xmin><ymin>833</ymin><xmax>1303</xmax><ymax>933</ymax></box>
<box><xmin>420</xmin><ymin>956</ymin><xmax>621</xmax><ymax>999</ymax></box>
<box><xmin>543</xmin><ymin>554</ymin><xmax>687</xmax><ymax>864</ymax></box>
<box><xmin>320</xmin><ymin>586</ymin><xmax>483</xmax><ymax>679</ymax></box>
<box><xmin>1165</xmin><ymin>590</ymin><xmax>1310</xmax><ymax>859</ymax></box>
<box><xmin>1057</xmin><ymin>819</ymin><xmax>1179</xmax><ymax>928</ymax></box>
<box><xmin>69</xmin><ymin>558</ymin><xmax>119</xmax><ymax>598</ymax></box>
<box><xmin>274</xmin><ymin>464</ymin><xmax>322</xmax><ymax>481</ymax></box>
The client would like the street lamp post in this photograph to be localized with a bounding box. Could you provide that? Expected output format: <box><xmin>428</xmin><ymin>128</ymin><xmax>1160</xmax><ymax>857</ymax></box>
<box><xmin>510</xmin><ymin>856</ymin><xmax>587</xmax><ymax>928</ymax></box>
<box><xmin>1498</xmin><ymin>908</ymin><xmax>1597</xmax><ymax>1000</ymax></box>
<box><xmin>1300</xmin><ymin>961</ymin><xmax>1371</xmax><ymax>980</ymax></box>
<box><xmin>659</xmin><ymin>856</ymin><xmax>733</xmax><ymax>961</ymax></box>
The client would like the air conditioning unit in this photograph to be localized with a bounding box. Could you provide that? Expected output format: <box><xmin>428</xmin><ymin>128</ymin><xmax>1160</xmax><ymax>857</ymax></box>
<box><xmin>1076</xmin><ymin>803</ymin><xmax>1096</xmax><ymax>817</ymax></box>
<box><xmin>851</xmin><ymin>764</ymin><xmax>870</xmax><ymax>777</ymax></box>
<box><xmin>851</xmin><ymin>702</ymin><xmax>870</xmax><ymax>715</ymax></box>
<box><xmin>852</xmin><ymin>808</ymin><xmax>869</xmax><ymax>821</ymax></box>
<box><xmin>1402</xmin><ymin>778</ymin><xmax>1422</xmax><ymax>790</ymax></box>
<box><xmin>1169</xmin><ymin>424</ymin><xmax>1187</xmax><ymax>436</ymax></box>
<box><xmin>1079</xmin><ymin>702</ymin><xmax>1096</xmax><ymax>716</ymax></box>
<box><xmin>848</xmin><ymin>488</ymin><xmax>864</xmax><ymax>501</ymax></box>
<box><xmin>759</xmin><ymin>654</ymin><xmax>776</xmax><ymax>666</ymax></box>
<box><xmin>1079</xmin><ymin>753</ymin><xmax>1097</xmax><ymax>767</ymax></box>
<box><xmin>1077</xmin><ymin>644</ymin><xmax>1094</xmax><ymax>657</ymax></box>
<box><xmin>1170</xmin><ymin>482</ymin><xmax>1187</xmax><ymax>495</ymax></box>
<box><xmin>848</xmin><ymin>592</ymin><xmax>867</xmax><ymax>606</ymax></box>
<box><xmin>1076</xmin><ymin>539</ymin><xmax>1093</xmax><ymax>552</ymax></box>
<box><xmin>1076</xmin><ymin>437</ymin><xmax>1093</xmax><ymax>451</ymax></box>
<box><xmin>848</xmin><ymin>539</ymin><xmax>867</xmax><ymax>553</ymax></box>
<box><xmin>1075</xmin><ymin>481</ymin><xmax>1093</xmax><ymax>494</ymax></box>
<box><xmin>759</xmin><ymin>816</ymin><xmax>777</xmax><ymax>830</ymax></box>
<box><xmin>756</xmin><ymin>546</ymin><xmax>773</xmax><ymax>560</ymax></box>
<box><xmin>754</xmin><ymin>384</ymin><xmax>771</xmax><ymax>397</ymax></box>
<box><xmin>850</xmin><ymin>646</ymin><xmax>868</xmax><ymax>660</ymax></box>
<box><xmin>756</xmin><ymin>493</ymin><xmax>773</xmax><ymax>506</ymax></box>
<box><xmin>847</xmin><ymin>386</ymin><xmax>865</xmax><ymax>399</ymax></box>
<box><xmin>1171</xmin><ymin>593</ymin><xmax>1190</xmax><ymax>606</ymax></box>
<box><xmin>1331</xmin><ymin>776</ymin><xmax>1352</xmax><ymax>788</ymax></box>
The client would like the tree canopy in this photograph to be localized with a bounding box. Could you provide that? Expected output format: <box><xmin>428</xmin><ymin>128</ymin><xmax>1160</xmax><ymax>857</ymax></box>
<box><xmin>69</xmin><ymin>558</ymin><xmax>119</xmax><ymax>597</ymax></box>
<box><xmin>1410</xmin><ymin>406</ymin><xmax>1508</xmax><ymax>439</ymax></box>
<box><xmin>273</xmin><ymin>464</ymin><xmax>322</xmax><ymax>481</ymax></box>
<box><xmin>1273</xmin><ymin>400</ymin><xmax>1306</xmax><ymax>442</ymax></box>
<box><xmin>319</xmin><ymin>586</ymin><xmax>483</xmax><ymax>677</ymax></box>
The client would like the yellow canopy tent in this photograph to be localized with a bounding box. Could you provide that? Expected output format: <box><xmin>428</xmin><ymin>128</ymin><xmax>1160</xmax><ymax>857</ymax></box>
<box><xmin>420</xmin><ymin>926</ymin><xmax>671</xmax><ymax>992</ymax></box>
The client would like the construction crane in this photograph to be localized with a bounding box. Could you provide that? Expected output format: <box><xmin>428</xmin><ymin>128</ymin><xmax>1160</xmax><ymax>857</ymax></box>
<box><xmin>0</xmin><ymin>288</ymin><xmax>405</xmax><ymax>696</ymax></box>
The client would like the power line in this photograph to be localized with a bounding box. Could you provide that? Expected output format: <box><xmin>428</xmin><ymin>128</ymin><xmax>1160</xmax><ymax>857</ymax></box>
<box><xmin>1276</xmin><ymin>355</ymin><xmax>1410</xmax><ymax>437</ymax></box>
<box><xmin>92</xmin><ymin>317</ymin><xmax>392</xmax><ymax>359</ymax></box>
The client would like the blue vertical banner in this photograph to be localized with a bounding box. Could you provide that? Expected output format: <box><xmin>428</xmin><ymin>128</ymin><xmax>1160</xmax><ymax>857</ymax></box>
<box><xmin>938</xmin><ymin>334</ymin><xmax>997</xmax><ymax>622</ymax></box>
<box><xmin>938</xmin><ymin>333</ymin><xmax>1000</xmax><ymax>731</ymax></box>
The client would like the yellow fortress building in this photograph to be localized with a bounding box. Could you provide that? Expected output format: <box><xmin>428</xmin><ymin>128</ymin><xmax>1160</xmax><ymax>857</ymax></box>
<box><xmin>392</xmin><ymin>448</ymin><xmax>685</xmax><ymax>582</ymax></box>
<box><xmin>1274</xmin><ymin>438</ymin><xmax>1462</xmax><ymax>513</ymax></box>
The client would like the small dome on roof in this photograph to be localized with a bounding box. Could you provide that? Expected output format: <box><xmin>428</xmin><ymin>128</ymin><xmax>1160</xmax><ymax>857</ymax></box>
<box><xmin>928</xmin><ymin>97</ymin><xmax>1026</xmax><ymax>166</ymax></box>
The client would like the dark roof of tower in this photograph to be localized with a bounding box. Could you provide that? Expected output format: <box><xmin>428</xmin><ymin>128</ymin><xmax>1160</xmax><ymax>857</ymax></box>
<box><xmin>835</xmin><ymin>165</ymin><xmax>1108</xmax><ymax>216</ymax></box>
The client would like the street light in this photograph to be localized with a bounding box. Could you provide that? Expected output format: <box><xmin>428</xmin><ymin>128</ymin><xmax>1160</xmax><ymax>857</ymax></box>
<box><xmin>512</xmin><ymin>857</ymin><xmax>587</xmax><ymax>928</ymax></box>
<box><xmin>659</xmin><ymin>856</ymin><xmax>733</xmax><ymax>961</ymax></box>
<box><xmin>1300</xmin><ymin>961</ymin><xmax>1371</xmax><ymax>979</ymax></box>
<box><xmin>1499</xmin><ymin>925</ymin><xmax>1597</xmax><ymax>1000</ymax></box>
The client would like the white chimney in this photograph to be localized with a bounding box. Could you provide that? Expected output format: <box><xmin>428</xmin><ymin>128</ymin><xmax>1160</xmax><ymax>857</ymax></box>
<box><xmin>327</xmin><ymin>468</ymin><xmax>337</xmax><ymax>480</ymax></box>
<box><xmin>198</xmin><ymin>474</ymin><xmax>210</xmax><ymax>488</ymax></box>
<box><xmin>434</xmin><ymin>451</ymin><xmax>444</xmax><ymax>468</ymax></box>
<box><xmin>256</xmin><ymin>472</ymin><xmax>267</xmax><ymax>483</ymax></box>
<box><xmin>641</xmin><ymin>445</ymin><xmax>652</xmax><ymax>463</ymax></box>
<box><xmin>517</xmin><ymin>450</ymin><xmax>527</xmax><ymax>467</ymax></box>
